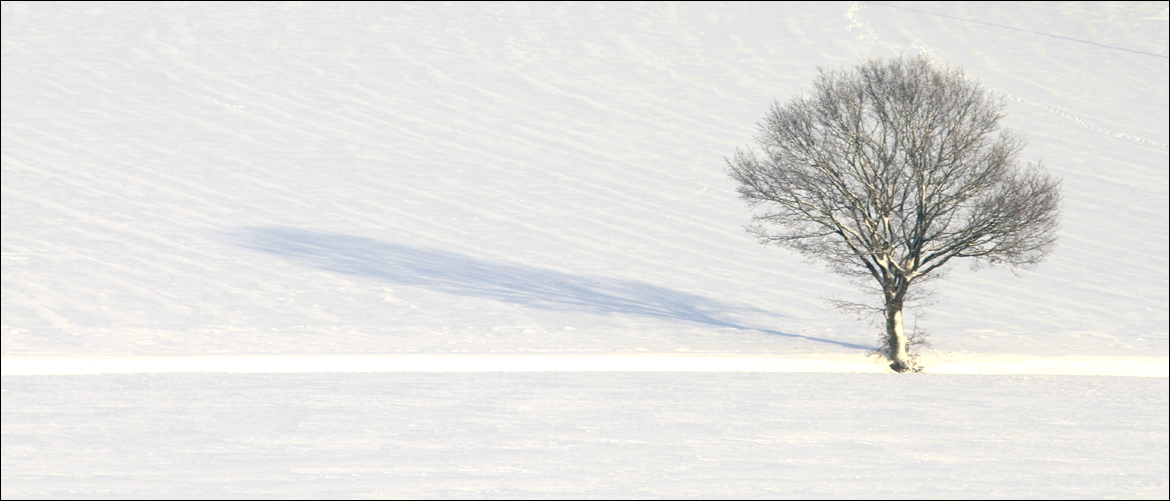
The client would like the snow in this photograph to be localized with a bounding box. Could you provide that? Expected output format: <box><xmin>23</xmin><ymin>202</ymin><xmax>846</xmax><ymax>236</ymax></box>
<box><xmin>2</xmin><ymin>1</ymin><xmax>1165</xmax><ymax>359</ymax></box>
<box><xmin>2</xmin><ymin>1</ymin><xmax>1167</xmax><ymax>497</ymax></box>
<box><xmin>3</xmin><ymin>372</ymin><xmax>1166</xmax><ymax>498</ymax></box>
<box><xmin>3</xmin><ymin>354</ymin><xmax>1167</xmax><ymax>377</ymax></box>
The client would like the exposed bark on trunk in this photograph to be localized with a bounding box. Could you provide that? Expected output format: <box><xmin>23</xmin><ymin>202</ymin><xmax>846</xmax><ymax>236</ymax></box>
<box><xmin>885</xmin><ymin>298</ymin><xmax>911</xmax><ymax>372</ymax></box>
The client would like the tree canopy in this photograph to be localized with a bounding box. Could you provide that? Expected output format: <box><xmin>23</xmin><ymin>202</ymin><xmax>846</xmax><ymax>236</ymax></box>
<box><xmin>727</xmin><ymin>55</ymin><xmax>1061</xmax><ymax>372</ymax></box>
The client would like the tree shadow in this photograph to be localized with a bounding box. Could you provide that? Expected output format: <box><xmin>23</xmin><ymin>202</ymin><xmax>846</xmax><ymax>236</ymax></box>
<box><xmin>228</xmin><ymin>227</ymin><xmax>870</xmax><ymax>351</ymax></box>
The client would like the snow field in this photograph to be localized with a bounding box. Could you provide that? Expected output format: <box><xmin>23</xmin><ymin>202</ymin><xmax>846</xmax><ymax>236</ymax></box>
<box><xmin>2</xmin><ymin>354</ymin><xmax>1167</xmax><ymax>377</ymax></box>
<box><xmin>3</xmin><ymin>372</ymin><xmax>1166</xmax><ymax>499</ymax></box>
<box><xmin>2</xmin><ymin>2</ymin><xmax>1167</xmax><ymax>359</ymax></box>
<box><xmin>2</xmin><ymin>2</ymin><xmax>1168</xmax><ymax>498</ymax></box>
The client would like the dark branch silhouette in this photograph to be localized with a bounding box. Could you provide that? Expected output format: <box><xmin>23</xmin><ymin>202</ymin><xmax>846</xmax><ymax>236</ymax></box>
<box><xmin>727</xmin><ymin>56</ymin><xmax>1061</xmax><ymax>371</ymax></box>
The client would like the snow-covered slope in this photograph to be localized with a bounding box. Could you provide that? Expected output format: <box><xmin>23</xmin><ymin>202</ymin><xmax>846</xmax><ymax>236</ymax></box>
<box><xmin>4</xmin><ymin>4</ymin><xmax>1168</xmax><ymax>498</ymax></box>
<box><xmin>3</xmin><ymin>2</ymin><xmax>1167</xmax><ymax>359</ymax></box>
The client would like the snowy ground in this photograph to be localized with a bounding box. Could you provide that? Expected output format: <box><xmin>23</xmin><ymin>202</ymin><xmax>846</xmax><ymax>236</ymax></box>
<box><xmin>3</xmin><ymin>1</ymin><xmax>1167</xmax><ymax>498</ymax></box>
<box><xmin>3</xmin><ymin>373</ymin><xmax>1167</xmax><ymax>499</ymax></box>
<box><xmin>3</xmin><ymin>1</ymin><xmax>1166</xmax><ymax>359</ymax></box>
<box><xmin>3</xmin><ymin>354</ymin><xmax>1167</xmax><ymax>377</ymax></box>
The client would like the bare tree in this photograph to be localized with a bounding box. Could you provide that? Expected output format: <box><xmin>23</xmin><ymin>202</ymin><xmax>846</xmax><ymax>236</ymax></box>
<box><xmin>727</xmin><ymin>56</ymin><xmax>1061</xmax><ymax>372</ymax></box>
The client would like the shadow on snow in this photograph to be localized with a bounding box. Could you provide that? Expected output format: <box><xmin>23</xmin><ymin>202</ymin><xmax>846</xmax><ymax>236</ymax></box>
<box><xmin>230</xmin><ymin>226</ymin><xmax>870</xmax><ymax>351</ymax></box>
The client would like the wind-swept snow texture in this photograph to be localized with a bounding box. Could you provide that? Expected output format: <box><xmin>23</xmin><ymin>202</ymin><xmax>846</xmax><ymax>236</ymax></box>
<box><xmin>3</xmin><ymin>373</ymin><xmax>1167</xmax><ymax>498</ymax></box>
<box><xmin>3</xmin><ymin>3</ymin><xmax>1167</xmax><ymax>498</ymax></box>
<box><xmin>2</xmin><ymin>2</ymin><xmax>1167</xmax><ymax>358</ymax></box>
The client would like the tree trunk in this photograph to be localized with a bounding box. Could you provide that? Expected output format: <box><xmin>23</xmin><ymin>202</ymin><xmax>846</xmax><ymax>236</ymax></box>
<box><xmin>885</xmin><ymin>299</ymin><xmax>912</xmax><ymax>372</ymax></box>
